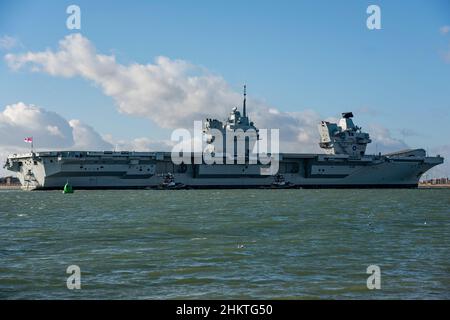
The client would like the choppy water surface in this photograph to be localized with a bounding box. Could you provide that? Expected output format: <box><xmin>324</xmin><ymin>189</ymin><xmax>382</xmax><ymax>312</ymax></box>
<box><xmin>0</xmin><ymin>189</ymin><xmax>449</xmax><ymax>299</ymax></box>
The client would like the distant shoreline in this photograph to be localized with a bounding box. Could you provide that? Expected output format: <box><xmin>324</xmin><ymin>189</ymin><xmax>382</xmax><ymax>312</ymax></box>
<box><xmin>0</xmin><ymin>185</ymin><xmax>21</xmax><ymax>190</ymax></box>
<box><xmin>418</xmin><ymin>184</ymin><xmax>450</xmax><ymax>189</ymax></box>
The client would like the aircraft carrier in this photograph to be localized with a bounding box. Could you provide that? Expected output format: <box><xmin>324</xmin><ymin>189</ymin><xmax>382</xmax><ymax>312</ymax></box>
<box><xmin>3</xmin><ymin>89</ymin><xmax>444</xmax><ymax>190</ymax></box>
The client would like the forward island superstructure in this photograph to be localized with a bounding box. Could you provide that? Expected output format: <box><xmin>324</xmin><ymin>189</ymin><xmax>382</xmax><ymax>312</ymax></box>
<box><xmin>4</xmin><ymin>88</ymin><xmax>444</xmax><ymax>190</ymax></box>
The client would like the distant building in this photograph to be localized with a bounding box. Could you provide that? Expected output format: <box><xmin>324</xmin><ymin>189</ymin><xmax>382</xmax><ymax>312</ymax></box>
<box><xmin>420</xmin><ymin>177</ymin><xmax>450</xmax><ymax>185</ymax></box>
<box><xmin>0</xmin><ymin>176</ymin><xmax>20</xmax><ymax>185</ymax></box>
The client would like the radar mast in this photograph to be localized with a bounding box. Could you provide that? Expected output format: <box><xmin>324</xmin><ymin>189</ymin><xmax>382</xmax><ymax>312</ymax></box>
<box><xmin>243</xmin><ymin>84</ymin><xmax>247</xmax><ymax>118</ymax></box>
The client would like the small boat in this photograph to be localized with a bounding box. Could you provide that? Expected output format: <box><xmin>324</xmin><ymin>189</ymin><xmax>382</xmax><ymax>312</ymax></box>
<box><xmin>158</xmin><ymin>173</ymin><xmax>187</xmax><ymax>190</ymax></box>
<box><xmin>269</xmin><ymin>174</ymin><xmax>296</xmax><ymax>189</ymax></box>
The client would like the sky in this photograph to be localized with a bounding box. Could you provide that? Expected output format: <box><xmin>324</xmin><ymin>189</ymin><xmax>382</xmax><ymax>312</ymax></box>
<box><xmin>0</xmin><ymin>0</ymin><xmax>449</xmax><ymax>177</ymax></box>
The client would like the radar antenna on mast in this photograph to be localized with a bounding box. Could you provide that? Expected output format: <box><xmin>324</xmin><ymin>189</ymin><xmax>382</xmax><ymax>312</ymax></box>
<box><xmin>243</xmin><ymin>84</ymin><xmax>247</xmax><ymax>117</ymax></box>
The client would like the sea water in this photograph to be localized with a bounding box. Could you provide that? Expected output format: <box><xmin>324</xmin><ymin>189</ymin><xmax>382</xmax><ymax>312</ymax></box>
<box><xmin>0</xmin><ymin>189</ymin><xmax>449</xmax><ymax>299</ymax></box>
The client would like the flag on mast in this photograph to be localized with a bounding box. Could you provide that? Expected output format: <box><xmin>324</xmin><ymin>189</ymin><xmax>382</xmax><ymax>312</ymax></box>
<box><xmin>24</xmin><ymin>137</ymin><xmax>34</xmax><ymax>152</ymax></box>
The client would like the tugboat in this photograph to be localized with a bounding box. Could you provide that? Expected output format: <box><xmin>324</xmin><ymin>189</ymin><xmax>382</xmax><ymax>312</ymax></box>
<box><xmin>158</xmin><ymin>173</ymin><xmax>187</xmax><ymax>190</ymax></box>
<box><xmin>270</xmin><ymin>174</ymin><xmax>296</xmax><ymax>189</ymax></box>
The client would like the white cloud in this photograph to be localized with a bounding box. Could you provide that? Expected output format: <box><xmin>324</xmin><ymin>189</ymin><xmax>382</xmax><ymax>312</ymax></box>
<box><xmin>103</xmin><ymin>135</ymin><xmax>158</xmax><ymax>152</ymax></box>
<box><xmin>46</xmin><ymin>125</ymin><xmax>65</xmax><ymax>137</ymax></box>
<box><xmin>253</xmin><ymin>108</ymin><xmax>324</xmax><ymax>153</ymax></box>
<box><xmin>0</xmin><ymin>102</ymin><xmax>113</xmax><ymax>176</ymax></box>
<box><xmin>0</xmin><ymin>102</ymin><xmax>74</xmax><ymax>148</ymax></box>
<box><xmin>4</xmin><ymin>34</ymin><xmax>236</xmax><ymax>128</ymax></box>
<box><xmin>365</xmin><ymin>124</ymin><xmax>408</xmax><ymax>154</ymax></box>
<box><xmin>3</xmin><ymin>34</ymin><xmax>416</xmax><ymax>157</ymax></box>
<box><xmin>0</xmin><ymin>35</ymin><xmax>21</xmax><ymax>50</ymax></box>
<box><xmin>103</xmin><ymin>136</ymin><xmax>175</xmax><ymax>152</ymax></box>
<box><xmin>399</xmin><ymin>128</ymin><xmax>422</xmax><ymax>138</ymax></box>
<box><xmin>2</xmin><ymin>34</ymin><xmax>328</xmax><ymax>152</ymax></box>
<box><xmin>69</xmin><ymin>119</ymin><xmax>114</xmax><ymax>151</ymax></box>
<box><xmin>440</xmin><ymin>25</ymin><xmax>450</xmax><ymax>35</ymax></box>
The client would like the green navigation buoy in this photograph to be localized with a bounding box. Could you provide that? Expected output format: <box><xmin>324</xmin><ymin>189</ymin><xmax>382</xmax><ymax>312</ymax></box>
<box><xmin>63</xmin><ymin>181</ymin><xmax>74</xmax><ymax>194</ymax></box>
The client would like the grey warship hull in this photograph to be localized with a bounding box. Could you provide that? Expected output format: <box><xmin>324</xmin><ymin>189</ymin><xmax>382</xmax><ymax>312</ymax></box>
<box><xmin>4</xmin><ymin>149</ymin><xmax>443</xmax><ymax>190</ymax></box>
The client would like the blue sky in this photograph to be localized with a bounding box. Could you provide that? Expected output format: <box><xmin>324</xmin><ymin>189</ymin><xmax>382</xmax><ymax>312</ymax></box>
<box><xmin>0</xmin><ymin>0</ymin><xmax>449</xmax><ymax>159</ymax></box>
